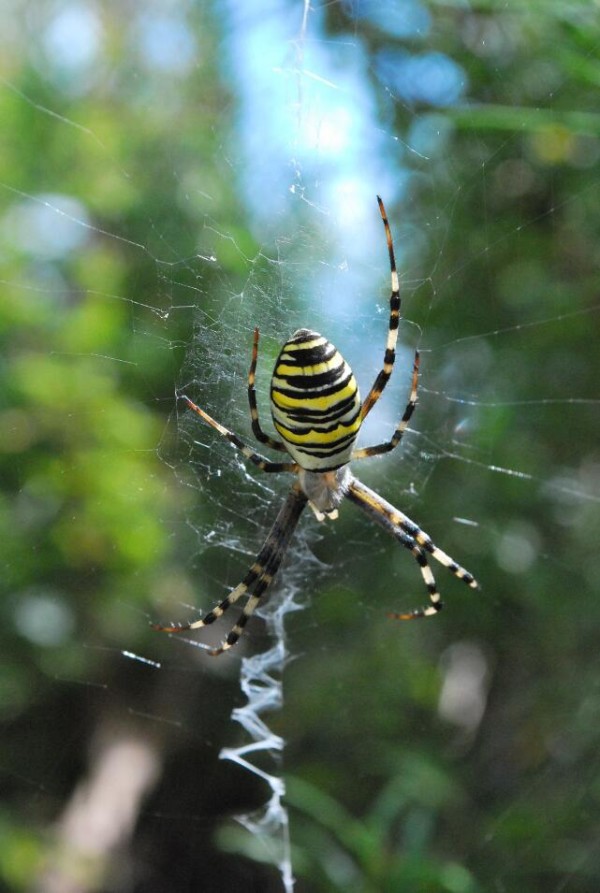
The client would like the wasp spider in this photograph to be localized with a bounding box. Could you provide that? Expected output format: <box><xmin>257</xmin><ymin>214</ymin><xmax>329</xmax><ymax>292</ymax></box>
<box><xmin>154</xmin><ymin>197</ymin><xmax>479</xmax><ymax>655</ymax></box>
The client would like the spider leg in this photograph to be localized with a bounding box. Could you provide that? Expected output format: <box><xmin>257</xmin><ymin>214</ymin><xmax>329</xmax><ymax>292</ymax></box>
<box><xmin>153</xmin><ymin>564</ymin><xmax>264</xmax><ymax>633</ymax></box>
<box><xmin>352</xmin><ymin>350</ymin><xmax>419</xmax><ymax>460</ymax></box>
<box><xmin>153</xmin><ymin>483</ymin><xmax>308</xmax><ymax>655</ymax></box>
<box><xmin>179</xmin><ymin>393</ymin><xmax>297</xmax><ymax>473</ymax></box>
<box><xmin>345</xmin><ymin>475</ymin><xmax>479</xmax><ymax>618</ymax></box>
<box><xmin>359</xmin><ymin>196</ymin><xmax>402</xmax><ymax>422</ymax></box>
<box><xmin>381</xmin><ymin>530</ymin><xmax>444</xmax><ymax>618</ymax></box>
<box><xmin>247</xmin><ymin>327</ymin><xmax>288</xmax><ymax>452</ymax></box>
<box><xmin>207</xmin><ymin>571</ymin><xmax>273</xmax><ymax>656</ymax></box>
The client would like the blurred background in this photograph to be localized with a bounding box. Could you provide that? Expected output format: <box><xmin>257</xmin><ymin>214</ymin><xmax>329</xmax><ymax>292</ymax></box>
<box><xmin>1</xmin><ymin>1</ymin><xmax>600</xmax><ymax>891</ymax></box>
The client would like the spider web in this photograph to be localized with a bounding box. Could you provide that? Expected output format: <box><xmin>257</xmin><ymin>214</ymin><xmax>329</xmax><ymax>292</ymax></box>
<box><xmin>2</xmin><ymin>1</ymin><xmax>600</xmax><ymax>892</ymax></box>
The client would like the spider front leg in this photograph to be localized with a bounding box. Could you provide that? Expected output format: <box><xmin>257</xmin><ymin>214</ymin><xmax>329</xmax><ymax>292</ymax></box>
<box><xmin>384</xmin><ymin>534</ymin><xmax>443</xmax><ymax>620</ymax></box>
<box><xmin>345</xmin><ymin>476</ymin><xmax>479</xmax><ymax>619</ymax></box>
<box><xmin>153</xmin><ymin>483</ymin><xmax>308</xmax><ymax>655</ymax></box>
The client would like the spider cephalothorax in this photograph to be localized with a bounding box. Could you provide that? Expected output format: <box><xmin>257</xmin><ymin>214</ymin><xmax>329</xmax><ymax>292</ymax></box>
<box><xmin>154</xmin><ymin>197</ymin><xmax>479</xmax><ymax>655</ymax></box>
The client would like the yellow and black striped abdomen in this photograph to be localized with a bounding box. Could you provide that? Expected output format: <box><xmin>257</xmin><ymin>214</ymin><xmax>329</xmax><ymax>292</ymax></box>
<box><xmin>270</xmin><ymin>329</ymin><xmax>361</xmax><ymax>471</ymax></box>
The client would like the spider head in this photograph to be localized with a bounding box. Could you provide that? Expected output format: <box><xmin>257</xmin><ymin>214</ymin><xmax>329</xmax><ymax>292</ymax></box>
<box><xmin>297</xmin><ymin>465</ymin><xmax>351</xmax><ymax>522</ymax></box>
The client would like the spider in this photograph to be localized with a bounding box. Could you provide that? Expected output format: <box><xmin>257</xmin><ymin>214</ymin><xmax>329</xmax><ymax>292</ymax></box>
<box><xmin>154</xmin><ymin>196</ymin><xmax>479</xmax><ymax>655</ymax></box>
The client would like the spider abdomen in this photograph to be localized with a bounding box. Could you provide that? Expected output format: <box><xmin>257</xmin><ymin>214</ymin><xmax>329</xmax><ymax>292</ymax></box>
<box><xmin>270</xmin><ymin>329</ymin><xmax>361</xmax><ymax>470</ymax></box>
